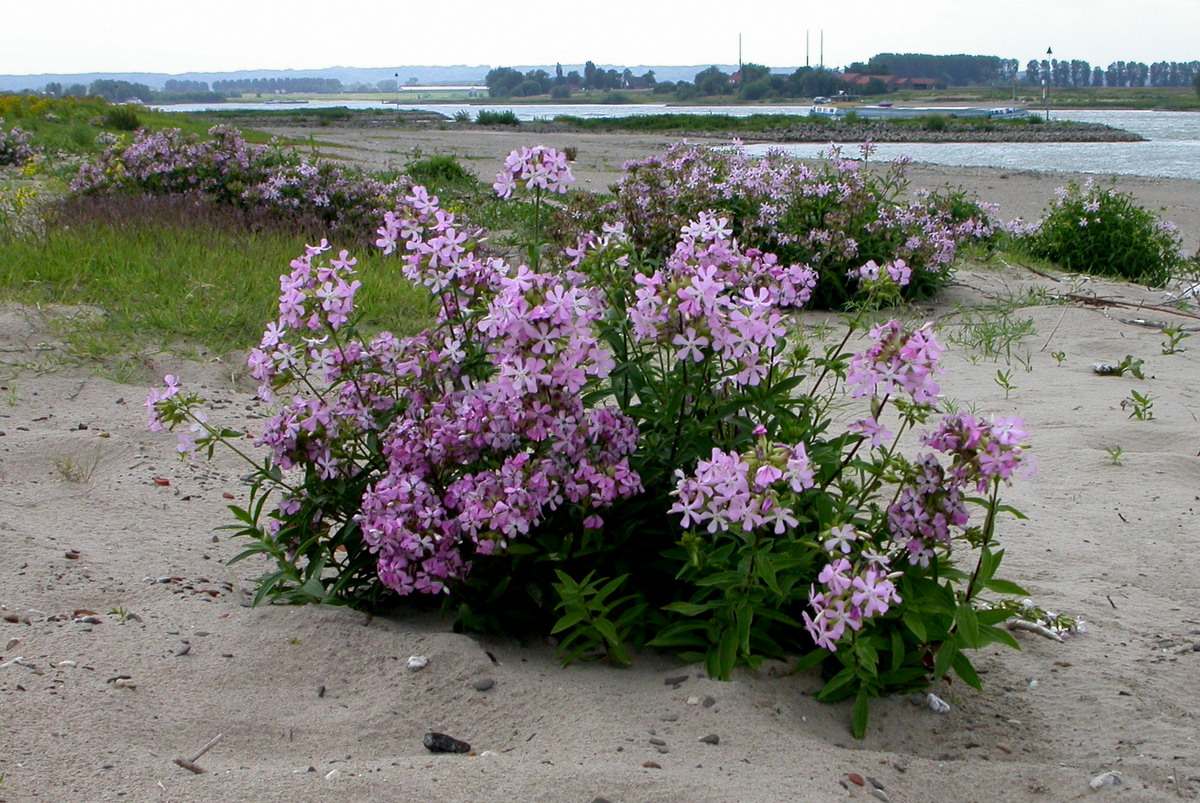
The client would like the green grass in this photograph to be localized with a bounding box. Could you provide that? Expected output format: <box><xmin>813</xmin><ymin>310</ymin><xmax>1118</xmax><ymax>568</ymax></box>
<box><xmin>0</xmin><ymin>200</ymin><xmax>433</xmax><ymax>363</ymax></box>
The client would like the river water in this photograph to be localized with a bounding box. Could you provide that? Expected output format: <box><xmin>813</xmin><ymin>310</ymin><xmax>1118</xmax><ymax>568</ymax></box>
<box><xmin>156</xmin><ymin>101</ymin><xmax>1200</xmax><ymax>181</ymax></box>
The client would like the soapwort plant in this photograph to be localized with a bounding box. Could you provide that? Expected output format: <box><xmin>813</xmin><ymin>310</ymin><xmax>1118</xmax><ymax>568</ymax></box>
<box><xmin>149</xmin><ymin>144</ymin><xmax>1036</xmax><ymax>738</ymax></box>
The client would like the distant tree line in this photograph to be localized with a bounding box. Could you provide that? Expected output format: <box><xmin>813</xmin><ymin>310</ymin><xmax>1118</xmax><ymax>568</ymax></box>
<box><xmin>849</xmin><ymin>54</ymin><xmax>1020</xmax><ymax>87</ymax></box>
<box><xmin>1025</xmin><ymin>59</ymin><xmax>1200</xmax><ymax>88</ymax></box>
<box><xmin>18</xmin><ymin>54</ymin><xmax>1200</xmax><ymax>103</ymax></box>
<box><xmin>37</xmin><ymin>79</ymin><xmax>225</xmax><ymax>103</ymax></box>
<box><xmin>211</xmin><ymin>77</ymin><xmax>344</xmax><ymax>94</ymax></box>
<box><xmin>485</xmin><ymin>62</ymin><xmax>658</xmax><ymax>98</ymax></box>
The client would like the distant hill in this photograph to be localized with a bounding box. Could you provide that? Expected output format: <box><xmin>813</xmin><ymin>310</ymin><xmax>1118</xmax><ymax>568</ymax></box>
<box><xmin>0</xmin><ymin>64</ymin><xmax>751</xmax><ymax>93</ymax></box>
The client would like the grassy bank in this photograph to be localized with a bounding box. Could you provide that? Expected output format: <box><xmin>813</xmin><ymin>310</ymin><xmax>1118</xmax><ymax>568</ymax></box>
<box><xmin>0</xmin><ymin>197</ymin><xmax>431</xmax><ymax>365</ymax></box>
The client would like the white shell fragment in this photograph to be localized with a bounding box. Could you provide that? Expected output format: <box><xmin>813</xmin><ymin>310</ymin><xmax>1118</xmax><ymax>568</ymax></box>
<box><xmin>1089</xmin><ymin>770</ymin><xmax>1123</xmax><ymax>790</ymax></box>
<box><xmin>927</xmin><ymin>693</ymin><xmax>951</xmax><ymax>714</ymax></box>
<box><xmin>324</xmin><ymin>769</ymin><xmax>341</xmax><ymax>781</ymax></box>
<box><xmin>406</xmin><ymin>655</ymin><xmax>429</xmax><ymax>671</ymax></box>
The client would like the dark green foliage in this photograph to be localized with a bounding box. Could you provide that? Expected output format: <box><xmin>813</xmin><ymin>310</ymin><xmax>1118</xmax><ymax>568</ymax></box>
<box><xmin>475</xmin><ymin>109</ymin><xmax>520</xmax><ymax>126</ymax></box>
<box><xmin>103</xmin><ymin>107</ymin><xmax>141</xmax><ymax>131</ymax></box>
<box><xmin>405</xmin><ymin>154</ymin><xmax>474</xmax><ymax>188</ymax></box>
<box><xmin>1026</xmin><ymin>179</ymin><xmax>1183</xmax><ymax>285</ymax></box>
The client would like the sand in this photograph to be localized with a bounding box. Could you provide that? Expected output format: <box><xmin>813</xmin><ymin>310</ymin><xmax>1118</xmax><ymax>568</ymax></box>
<box><xmin>2</xmin><ymin>128</ymin><xmax>1199</xmax><ymax>802</ymax></box>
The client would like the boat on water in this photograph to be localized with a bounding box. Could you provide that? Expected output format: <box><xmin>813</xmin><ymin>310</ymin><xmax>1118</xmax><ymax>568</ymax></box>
<box><xmin>809</xmin><ymin>102</ymin><xmax>1029</xmax><ymax>120</ymax></box>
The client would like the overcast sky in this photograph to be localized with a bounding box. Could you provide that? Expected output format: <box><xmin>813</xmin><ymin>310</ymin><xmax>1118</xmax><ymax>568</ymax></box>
<box><xmin>2</xmin><ymin>0</ymin><xmax>1196</xmax><ymax>76</ymax></box>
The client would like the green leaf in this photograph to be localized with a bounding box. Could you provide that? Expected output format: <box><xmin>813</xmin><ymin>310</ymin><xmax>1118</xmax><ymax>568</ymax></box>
<box><xmin>550</xmin><ymin>610</ymin><xmax>586</xmax><ymax>634</ymax></box>
<box><xmin>902</xmin><ymin>611</ymin><xmax>928</xmax><ymax>642</ymax></box>
<box><xmin>952</xmin><ymin>651</ymin><xmax>983</xmax><ymax>691</ymax></box>
<box><xmin>980</xmin><ymin>578</ymin><xmax>1031</xmax><ymax>597</ymax></box>
<box><xmin>592</xmin><ymin>617</ymin><xmax>621</xmax><ymax>648</ymax></box>
<box><xmin>662</xmin><ymin>600</ymin><xmax>717</xmax><ymax>616</ymax></box>
<box><xmin>815</xmin><ymin>665</ymin><xmax>858</xmax><ymax>702</ymax></box>
<box><xmin>932</xmin><ymin>640</ymin><xmax>959</xmax><ymax>681</ymax></box>
<box><xmin>851</xmin><ymin>687</ymin><xmax>871</xmax><ymax>740</ymax></box>
<box><xmin>976</xmin><ymin>607</ymin><xmax>1015</xmax><ymax>626</ymax></box>
<box><xmin>715</xmin><ymin>625</ymin><xmax>739</xmax><ymax>680</ymax></box>
<box><xmin>792</xmin><ymin>648</ymin><xmax>829</xmax><ymax>673</ymax></box>
<box><xmin>890</xmin><ymin>629</ymin><xmax>905</xmax><ymax>673</ymax></box>
<box><xmin>978</xmin><ymin>624</ymin><xmax>1021</xmax><ymax>650</ymax></box>
<box><xmin>995</xmin><ymin>503</ymin><xmax>1028</xmax><ymax>520</ymax></box>
<box><xmin>955</xmin><ymin>605</ymin><xmax>980</xmax><ymax>649</ymax></box>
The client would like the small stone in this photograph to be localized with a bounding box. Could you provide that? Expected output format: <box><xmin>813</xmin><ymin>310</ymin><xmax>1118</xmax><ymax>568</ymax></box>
<box><xmin>664</xmin><ymin>674</ymin><xmax>689</xmax><ymax>686</ymax></box>
<box><xmin>686</xmin><ymin>695</ymin><xmax>701</xmax><ymax>706</ymax></box>
<box><xmin>655</xmin><ymin>745</ymin><xmax>669</xmax><ymax>754</ymax></box>
<box><xmin>406</xmin><ymin>655</ymin><xmax>428</xmax><ymax>671</ymax></box>
<box><xmin>113</xmin><ymin>678</ymin><xmax>137</xmax><ymax>690</ymax></box>
<box><xmin>642</xmin><ymin>761</ymin><xmax>662</xmax><ymax>769</ymax></box>
<box><xmin>927</xmin><ymin>693</ymin><xmax>951</xmax><ymax>714</ymax></box>
<box><xmin>5</xmin><ymin>637</ymin><xmax>18</xmax><ymax>651</ymax></box>
<box><xmin>649</xmin><ymin>737</ymin><xmax>666</xmax><ymax>746</ymax></box>
<box><xmin>867</xmin><ymin>776</ymin><xmax>885</xmax><ymax>791</ymax></box>
<box><xmin>847</xmin><ymin>773</ymin><xmax>866</xmax><ymax>786</ymax></box>
<box><xmin>699</xmin><ymin>734</ymin><xmax>720</xmax><ymax>745</ymax></box>
<box><xmin>591</xmin><ymin>798</ymin><xmax>614</xmax><ymax>803</ymax></box>
<box><xmin>1089</xmin><ymin>770</ymin><xmax>1123</xmax><ymax>790</ymax></box>
<box><xmin>702</xmin><ymin>696</ymin><xmax>716</xmax><ymax>708</ymax></box>
<box><xmin>424</xmin><ymin>732</ymin><xmax>471</xmax><ymax>753</ymax></box>
<box><xmin>473</xmin><ymin>677</ymin><xmax>495</xmax><ymax>691</ymax></box>
<box><xmin>54</xmin><ymin>660</ymin><xmax>77</xmax><ymax>668</ymax></box>
<box><xmin>869</xmin><ymin>788</ymin><xmax>891</xmax><ymax>802</ymax></box>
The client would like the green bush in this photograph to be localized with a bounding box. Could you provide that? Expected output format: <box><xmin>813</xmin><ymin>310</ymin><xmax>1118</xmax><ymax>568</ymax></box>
<box><xmin>405</xmin><ymin>154</ymin><xmax>474</xmax><ymax>187</ymax></box>
<box><xmin>1025</xmin><ymin>179</ymin><xmax>1183</xmax><ymax>285</ymax></box>
<box><xmin>103</xmin><ymin>107</ymin><xmax>141</xmax><ymax>131</ymax></box>
<box><xmin>476</xmin><ymin>109</ymin><xmax>520</xmax><ymax>126</ymax></box>
<box><xmin>923</xmin><ymin>114</ymin><xmax>949</xmax><ymax>132</ymax></box>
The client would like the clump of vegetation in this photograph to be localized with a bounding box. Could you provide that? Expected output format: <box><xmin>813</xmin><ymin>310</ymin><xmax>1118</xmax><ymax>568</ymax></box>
<box><xmin>149</xmin><ymin>145</ymin><xmax>1041</xmax><ymax>740</ymax></box>
<box><xmin>405</xmin><ymin>154</ymin><xmax>474</xmax><ymax>188</ymax></box>
<box><xmin>556</xmin><ymin>141</ymin><xmax>997</xmax><ymax>308</ymax></box>
<box><xmin>475</xmin><ymin>109</ymin><xmax>520</xmax><ymax>126</ymax></box>
<box><xmin>102</xmin><ymin>106</ymin><xmax>141</xmax><ymax>131</ymax></box>
<box><xmin>69</xmin><ymin>125</ymin><xmax>409</xmax><ymax>243</ymax></box>
<box><xmin>1018</xmin><ymin>178</ymin><xmax>1184</xmax><ymax>285</ymax></box>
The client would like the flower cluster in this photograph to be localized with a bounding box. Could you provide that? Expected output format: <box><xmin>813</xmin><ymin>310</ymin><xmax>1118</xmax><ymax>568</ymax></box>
<box><xmin>803</xmin><ymin>543</ymin><xmax>901</xmax><ymax>652</ymax></box>
<box><xmin>886</xmin><ymin>414</ymin><xmax>1033</xmax><ymax>567</ymax></box>
<box><xmin>493</xmin><ymin>146</ymin><xmax>575</xmax><ymax>199</ymax></box>
<box><xmin>360</xmin><ymin>190</ymin><xmax>641</xmax><ymax>593</ymax></box>
<box><xmin>566</xmin><ymin>141</ymin><xmax>992</xmax><ymax>307</ymax></box>
<box><xmin>70</xmin><ymin>125</ymin><xmax>407</xmax><ymax>240</ymax></box>
<box><xmin>670</xmin><ymin>436</ymin><xmax>815</xmax><ymax>535</ymax></box>
<box><xmin>847</xmin><ymin>320</ymin><xmax>944</xmax><ymax>404</ymax></box>
<box><xmin>0</xmin><ymin>118</ymin><xmax>40</xmax><ymax>167</ymax></box>
<box><xmin>626</xmin><ymin>212</ymin><xmax>817</xmax><ymax>386</ymax></box>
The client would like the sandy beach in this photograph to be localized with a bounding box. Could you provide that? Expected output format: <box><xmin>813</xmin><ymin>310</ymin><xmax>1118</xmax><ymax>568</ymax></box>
<box><xmin>2</xmin><ymin>127</ymin><xmax>1199</xmax><ymax>802</ymax></box>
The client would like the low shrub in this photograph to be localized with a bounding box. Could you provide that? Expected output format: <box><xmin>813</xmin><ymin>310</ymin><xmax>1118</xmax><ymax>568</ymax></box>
<box><xmin>0</xmin><ymin>118</ymin><xmax>40</xmax><ymax>166</ymax></box>
<box><xmin>151</xmin><ymin>146</ymin><xmax>1042</xmax><ymax>739</ymax></box>
<box><xmin>555</xmin><ymin>142</ymin><xmax>996</xmax><ymax>308</ymax></box>
<box><xmin>475</xmin><ymin>109</ymin><xmax>520</xmax><ymax>126</ymax></box>
<box><xmin>1020</xmin><ymin>178</ymin><xmax>1183</xmax><ymax>285</ymax></box>
<box><xmin>405</xmin><ymin>154</ymin><xmax>474</xmax><ymax>188</ymax></box>
<box><xmin>103</xmin><ymin>106</ymin><xmax>141</xmax><ymax>131</ymax></box>
<box><xmin>68</xmin><ymin>125</ymin><xmax>409</xmax><ymax>243</ymax></box>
